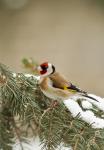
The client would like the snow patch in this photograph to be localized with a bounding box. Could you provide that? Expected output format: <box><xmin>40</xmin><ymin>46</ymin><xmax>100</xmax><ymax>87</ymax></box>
<box><xmin>64</xmin><ymin>95</ymin><xmax>104</xmax><ymax>129</ymax></box>
<box><xmin>82</xmin><ymin>100</ymin><xmax>92</xmax><ymax>109</ymax></box>
<box><xmin>13</xmin><ymin>137</ymin><xmax>72</xmax><ymax>150</ymax></box>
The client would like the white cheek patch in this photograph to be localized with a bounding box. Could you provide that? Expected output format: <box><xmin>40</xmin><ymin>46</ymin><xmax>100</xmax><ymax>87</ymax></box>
<box><xmin>47</xmin><ymin>63</ymin><xmax>52</xmax><ymax>75</ymax></box>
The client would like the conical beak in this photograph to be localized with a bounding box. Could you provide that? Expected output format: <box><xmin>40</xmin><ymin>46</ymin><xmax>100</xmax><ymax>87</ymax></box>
<box><xmin>34</xmin><ymin>66</ymin><xmax>42</xmax><ymax>76</ymax></box>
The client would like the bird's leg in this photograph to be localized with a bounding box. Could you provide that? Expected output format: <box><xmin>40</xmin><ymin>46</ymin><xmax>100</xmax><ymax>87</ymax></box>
<box><xmin>50</xmin><ymin>100</ymin><xmax>59</xmax><ymax>108</ymax></box>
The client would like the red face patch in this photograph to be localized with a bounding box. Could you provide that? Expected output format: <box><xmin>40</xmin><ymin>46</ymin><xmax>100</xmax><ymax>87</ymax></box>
<box><xmin>40</xmin><ymin>62</ymin><xmax>48</xmax><ymax>75</ymax></box>
<box><xmin>40</xmin><ymin>62</ymin><xmax>48</xmax><ymax>68</ymax></box>
<box><xmin>40</xmin><ymin>70</ymin><xmax>47</xmax><ymax>75</ymax></box>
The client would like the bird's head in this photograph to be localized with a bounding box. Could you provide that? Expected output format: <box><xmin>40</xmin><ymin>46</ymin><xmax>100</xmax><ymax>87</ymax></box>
<box><xmin>37</xmin><ymin>62</ymin><xmax>55</xmax><ymax>77</ymax></box>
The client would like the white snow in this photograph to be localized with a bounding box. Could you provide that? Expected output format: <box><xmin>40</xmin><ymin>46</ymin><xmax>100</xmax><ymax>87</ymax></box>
<box><xmin>64</xmin><ymin>94</ymin><xmax>104</xmax><ymax>129</ymax></box>
<box><xmin>13</xmin><ymin>73</ymin><xmax>40</xmax><ymax>80</ymax></box>
<box><xmin>13</xmin><ymin>137</ymin><xmax>72</xmax><ymax>150</ymax></box>
<box><xmin>24</xmin><ymin>74</ymin><xmax>40</xmax><ymax>80</ymax></box>
<box><xmin>82</xmin><ymin>100</ymin><xmax>93</xmax><ymax>109</ymax></box>
<box><xmin>87</xmin><ymin>94</ymin><xmax>104</xmax><ymax>111</ymax></box>
<box><xmin>13</xmin><ymin>137</ymin><xmax>42</xmax><ymax>150</ymax></box>
<box><xmin>71</xmin><ymin>94</ymin><xmax>104</xmax><ymax>112</ymax></box>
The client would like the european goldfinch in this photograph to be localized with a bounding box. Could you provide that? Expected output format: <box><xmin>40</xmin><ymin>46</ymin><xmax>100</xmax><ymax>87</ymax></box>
<box><xmin>37</xmin><ymin>62</ymin><xmax>98</xmax><ymax>102</ymax></box>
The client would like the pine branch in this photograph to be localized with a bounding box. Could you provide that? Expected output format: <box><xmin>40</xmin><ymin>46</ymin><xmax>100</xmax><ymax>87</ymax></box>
<box><xmin>0</xmin><ymin>62</ymin><xmax>104</xmax><ymax>150</ymax></box>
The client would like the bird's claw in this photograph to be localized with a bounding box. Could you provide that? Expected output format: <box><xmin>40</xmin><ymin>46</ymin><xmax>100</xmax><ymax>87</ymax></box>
<box><xmin>50</xmin><ymin>100</ymin><xmax>59</xmax><ymax>108</ymax></box>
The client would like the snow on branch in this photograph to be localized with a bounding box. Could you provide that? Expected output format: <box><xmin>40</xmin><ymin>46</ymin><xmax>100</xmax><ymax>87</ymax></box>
<box><xmin>1</xmin><ymin>62</ymin><xmax>104</xmax><ymax>150</ymax></box>
<box><xmin>64</xmin><ymin>94</ymin><xmax>104</xmax><ymax>129</ymax></box>
<box><xmin>14</xmin><ymin>73</ymin><xmax>104</xmax><ymax>129</ymax></box>
<box><xmin>13</xmin><ymin>72</ymin><xmax>104</xmax><ymax>129</ymax></box>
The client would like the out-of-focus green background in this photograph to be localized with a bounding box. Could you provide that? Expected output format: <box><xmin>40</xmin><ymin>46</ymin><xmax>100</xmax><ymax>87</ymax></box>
<box><xmin>0</xmin><ymin>0</ymin><xmax>104</xmax><ymax>96</ymax></box>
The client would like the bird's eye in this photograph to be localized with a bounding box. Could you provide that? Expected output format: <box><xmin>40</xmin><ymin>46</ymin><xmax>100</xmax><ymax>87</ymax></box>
<box><xmin>41</xmin><ymin>65</ymin><xmax>48</xmax><ymax>70</ymax></box>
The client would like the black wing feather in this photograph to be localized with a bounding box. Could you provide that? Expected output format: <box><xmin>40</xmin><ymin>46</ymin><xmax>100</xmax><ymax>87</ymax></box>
<box><xmin>68</xmin><ymin>84</ymin><xmax>98</xmax><ymax>102</ymax></box>
<box><xmin>68</xmin><ymin>83</ymin><xmax>87</xmax><ymax>94</ymax></box>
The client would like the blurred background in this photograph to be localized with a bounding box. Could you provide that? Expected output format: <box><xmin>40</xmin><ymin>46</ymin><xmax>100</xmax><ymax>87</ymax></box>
<box><xmin>0</xmin><ymin>0</ymin><xmax>104</xmax><ymax>96</ymax></box>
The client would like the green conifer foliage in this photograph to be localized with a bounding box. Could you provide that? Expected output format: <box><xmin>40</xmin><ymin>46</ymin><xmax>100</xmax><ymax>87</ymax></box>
<box><xmin>0</xmin><ymin>63</ymin><xmax>104</xmax><ymax>150</ymax></box>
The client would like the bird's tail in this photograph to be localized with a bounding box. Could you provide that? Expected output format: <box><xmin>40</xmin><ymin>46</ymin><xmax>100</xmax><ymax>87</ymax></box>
<box><xmin>82</xmin><ymin>94</ymin><xmax>98</xmax><ymax>102</ymax></box>
<box><xmin>66</xmin><ymin>84</ymin><xmax>98</xmax><ymax>102</ymax></box>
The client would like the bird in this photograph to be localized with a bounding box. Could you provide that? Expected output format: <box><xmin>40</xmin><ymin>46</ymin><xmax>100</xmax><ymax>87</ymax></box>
<box><xmin>36</xmin><ymin>62</ymin><xmax>98</xmax><ymax>102</ymax></box>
